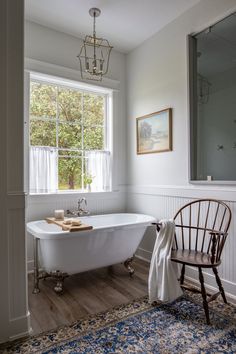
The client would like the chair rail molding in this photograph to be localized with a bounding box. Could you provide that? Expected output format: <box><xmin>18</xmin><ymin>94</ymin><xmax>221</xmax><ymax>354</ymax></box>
<box><xmin>127</xmin><ymin>184</ymin><xmax>236</xmax><ymax>201</ymax></box>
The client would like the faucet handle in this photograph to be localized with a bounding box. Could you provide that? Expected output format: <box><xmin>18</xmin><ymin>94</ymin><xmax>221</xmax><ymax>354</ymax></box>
<box><xmin>78</xmin><ymin>197</ymin><xmax>87</xmax><ymax>209</ymax></box>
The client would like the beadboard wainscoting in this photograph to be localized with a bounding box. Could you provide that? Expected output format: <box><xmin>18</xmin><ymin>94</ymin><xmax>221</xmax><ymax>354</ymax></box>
<box><xmin>26</xmin><ymin>189</ymin><xmax>126</xmax><ymax>272</ymax></box>
<box><xmin>127</xmin><ymin>185</ymin><xmax>236</xmax><ymax>302</ymax></box>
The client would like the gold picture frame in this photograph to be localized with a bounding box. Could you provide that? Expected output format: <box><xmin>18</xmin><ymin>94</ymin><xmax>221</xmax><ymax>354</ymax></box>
<box><xmin>136</xmin><ymin>108</ymin><xmax>172</xmax><ymax>154</ymax></box>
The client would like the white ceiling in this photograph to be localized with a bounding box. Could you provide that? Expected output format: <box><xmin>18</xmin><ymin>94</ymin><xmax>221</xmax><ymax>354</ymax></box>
<box><xmin>25</xmin><ymin>0</ymin><xmax>200</xmax><ymax>53</ymax></box>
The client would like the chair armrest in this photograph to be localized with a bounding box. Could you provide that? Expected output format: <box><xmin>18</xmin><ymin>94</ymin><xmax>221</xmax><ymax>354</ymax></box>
<box><xmin>152</xmin><ymin>222</ymin><xmax>227</xmax><ymax>236</ymax></box>
<box><xmin>175</xmin><ymin>224</ymin><xmax>227</xmax><ymax>236</ymax></box>
<box><xmin>208</xmin><ymin>230</ymin><xmax>227</xmax><ymax>236</ymax></box>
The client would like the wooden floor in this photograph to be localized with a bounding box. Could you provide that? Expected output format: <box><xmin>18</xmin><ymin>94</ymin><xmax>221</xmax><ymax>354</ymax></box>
<box><xmin>28</xmin><ymin>258</ymin><xmax>149</xmax><ymax>335</ymax></box>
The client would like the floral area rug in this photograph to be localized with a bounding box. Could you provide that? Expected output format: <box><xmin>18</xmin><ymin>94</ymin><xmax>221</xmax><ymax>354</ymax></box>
<box><xmin>1</xmin><ymin>293</ymin><xmax>236</xmax><ymax>353</ymax></box>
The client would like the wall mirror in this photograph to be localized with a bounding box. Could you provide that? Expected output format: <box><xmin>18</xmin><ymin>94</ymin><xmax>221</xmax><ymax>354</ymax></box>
<box><xmin>189</xmin><ymin>12</ymin><xmax>236</xmax><ymax>183</ymax></box>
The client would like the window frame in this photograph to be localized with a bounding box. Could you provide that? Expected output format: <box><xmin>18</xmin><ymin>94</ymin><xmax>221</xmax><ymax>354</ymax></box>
<box><xmin>28</xmin><ymin>72</ymin><xmax>113</xmax><ymax>194</ymax></box>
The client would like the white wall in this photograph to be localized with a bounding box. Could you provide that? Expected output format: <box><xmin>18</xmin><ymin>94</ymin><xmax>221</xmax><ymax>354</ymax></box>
<box><xmin>25</xmin><ymin>21</ymin><xmax>127</xmax><ymax>270</ymax></box>
<box><xmin>126</xmin><ymin>0</ymin><xmax>236</xmax><ymax>301</ymax></box>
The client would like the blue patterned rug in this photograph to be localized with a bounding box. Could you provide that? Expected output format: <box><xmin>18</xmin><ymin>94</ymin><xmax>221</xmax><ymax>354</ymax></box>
<box><xmin>2</xmin><ymin>293</ymin><xmax>236</xmax><ymax>353</ymax></box>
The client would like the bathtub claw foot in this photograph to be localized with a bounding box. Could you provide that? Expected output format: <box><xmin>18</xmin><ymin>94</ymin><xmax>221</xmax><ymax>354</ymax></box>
<box><xmin>124</xmin><ymin>258</ymin><xmax>135</xmax><ymax>277</ymax></box>
<box><xmin>32</xmin><ymin>286</ymin><xmax>40</xmax><ymax>294</ymax></box>
<box><xmin>54</xmin><ymin>281</ymin><xmax>63</xmax><ymax>294</ymax></box>
<box><xmin>51</xmin><ymin>270</ymin><xmax>68</xmax><ymax>294</ymax></box>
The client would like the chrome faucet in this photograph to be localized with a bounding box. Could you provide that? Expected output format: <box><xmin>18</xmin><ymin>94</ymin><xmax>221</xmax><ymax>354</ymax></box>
<box><xmin>78</xmin><ymin>197</ymin><xmax>90</xmax><ymax>216</ymax></box>
<box><xmin>66</xmin><ymin>197</ymin><xmax>90</xmax><ymax>217</ymax></box>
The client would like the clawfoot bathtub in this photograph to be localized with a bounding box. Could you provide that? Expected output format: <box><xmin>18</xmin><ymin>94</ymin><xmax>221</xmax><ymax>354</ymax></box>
<box><xmin>27</xmin><ymin>213</ymin><xmax>155</xmax><ymax>293</ymax></box>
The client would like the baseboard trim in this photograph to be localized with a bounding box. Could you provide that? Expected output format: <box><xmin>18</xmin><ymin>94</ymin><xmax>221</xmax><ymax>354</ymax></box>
<box><xmin>9</xmin><ymin>328</ymin><xmax>31</xmax><ymax>342</ymax></box>
<box><xmin>185</xmin><ymin>267</ymin><xmax>236</xmax><ymax>305</ymax></box>
<box><xmin>0</xmin><ymin>311</ymin><xmax>32</xmax><ymax>344</ymax></box>
<box><xmin>135</xmin><ymin>247</ymin><xmax>236</xmax><ymax>304</ymax></box>
<box><xmin>135</xmin><ymin>248</ymin><xmax>152</xmax><ymax>262</ymax></box>
<box><xmin>185</xmin><ymin>276</ymin><xmax>236</xmax><ymax>305</ymax></box>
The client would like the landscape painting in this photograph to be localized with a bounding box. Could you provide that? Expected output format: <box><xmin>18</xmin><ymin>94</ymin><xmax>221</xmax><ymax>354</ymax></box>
<box><xmin>136</xmin><ymin>108</ymin><xmax>172</xmax><ymax>154</ymax></box>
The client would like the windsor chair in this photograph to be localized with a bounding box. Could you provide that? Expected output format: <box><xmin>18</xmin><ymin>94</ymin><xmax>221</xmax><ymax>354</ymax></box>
<box><xmin>155</xmin><ymin>199</ymin><xmax>231</xmax><ymax>324</ymax></box>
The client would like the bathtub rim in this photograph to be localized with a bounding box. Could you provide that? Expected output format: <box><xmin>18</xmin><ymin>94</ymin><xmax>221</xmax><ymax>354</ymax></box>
<box><xmin>27</xmin><ymin>213</ymin><xmax>156</xmax><ymax>240</ymax></box>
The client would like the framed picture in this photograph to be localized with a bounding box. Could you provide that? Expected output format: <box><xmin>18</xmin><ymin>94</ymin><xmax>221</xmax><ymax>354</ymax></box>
<box><xmin>136</xmin><ymin>108</ymin><xmax>172</xmax><ymax>154</ymax></box>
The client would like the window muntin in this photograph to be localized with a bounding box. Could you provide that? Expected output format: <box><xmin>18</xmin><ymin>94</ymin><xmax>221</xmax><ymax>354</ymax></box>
<box><xmin>29</xmin><ymin>78</ymin><xmax>110</xmax><ymax>192</ymax></box>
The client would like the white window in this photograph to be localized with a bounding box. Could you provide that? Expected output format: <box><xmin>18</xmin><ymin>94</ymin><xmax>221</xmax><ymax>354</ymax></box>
<box><xmin>29</xmin><ymin>74</ymin><xmax>112</xmax><ymax>194</ymax></box>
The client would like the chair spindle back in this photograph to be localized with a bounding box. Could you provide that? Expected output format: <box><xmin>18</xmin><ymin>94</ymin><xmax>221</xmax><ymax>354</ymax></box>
<box><xmin>173</xmin><ymin>199</ymin><xmax>231</xmax><ymax>262</ymax></box>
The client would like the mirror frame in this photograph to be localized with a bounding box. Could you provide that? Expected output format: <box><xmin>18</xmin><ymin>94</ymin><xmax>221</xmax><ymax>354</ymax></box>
<box><xmin>188</xmin><ymin>12</ymin><xmax>236</xmax><ymax>185</ymax></box>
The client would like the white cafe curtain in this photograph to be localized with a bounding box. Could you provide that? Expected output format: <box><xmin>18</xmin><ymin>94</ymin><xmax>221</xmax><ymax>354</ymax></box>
<box><xmin>85</xmin><ymin>151</ymin><xmax>111</xmax><ymax>192</ymax></box>
<box><xmin>30</xmin><ymin>146</ymin><xmax>58</xmax><ymax>193</ymax></box>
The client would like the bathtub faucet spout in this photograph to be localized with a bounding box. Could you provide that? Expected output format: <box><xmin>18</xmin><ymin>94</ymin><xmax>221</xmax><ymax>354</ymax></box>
<box><xmin>77</xmin><ymin>197</ymin><xmax>90</xmax><ymax>216</ymax></box>
<box><xmin>66</xmin><ymin>198</ymin><xmax>90</xmax><ymax>217</ymax></box>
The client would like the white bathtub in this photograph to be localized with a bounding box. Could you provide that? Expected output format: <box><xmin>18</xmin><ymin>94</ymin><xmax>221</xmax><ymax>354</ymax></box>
<box><xmin>27</xmin><ymin>213</ymin><xmax>156</xmax><ymax>275</ymax></box>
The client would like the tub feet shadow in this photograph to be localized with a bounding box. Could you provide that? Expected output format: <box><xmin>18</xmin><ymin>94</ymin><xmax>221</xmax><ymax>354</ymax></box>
<box><xmin>124</xmin><ymin>257</ymin><xmax>135</xmax><ymax>277</ymax></box>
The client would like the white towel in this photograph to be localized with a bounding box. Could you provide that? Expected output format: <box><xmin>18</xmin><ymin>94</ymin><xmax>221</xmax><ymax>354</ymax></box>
<box><xmin>148</xmin><ymin>219</ymin><xmax>183</xmax><ymax>303</ymax></box>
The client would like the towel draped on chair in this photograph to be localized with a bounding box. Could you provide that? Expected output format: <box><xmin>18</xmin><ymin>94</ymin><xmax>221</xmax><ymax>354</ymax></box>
<box><xmin>148</xmin><ymin>219</ymin><xmax>183</xmax><ymax>303</ymax></box>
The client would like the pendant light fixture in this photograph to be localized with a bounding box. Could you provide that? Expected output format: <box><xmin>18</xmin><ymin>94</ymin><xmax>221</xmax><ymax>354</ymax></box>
<box><xmin>77</xmin><ymin>8</ymin><xmax>113</xmax><ymax>81</ymax></box>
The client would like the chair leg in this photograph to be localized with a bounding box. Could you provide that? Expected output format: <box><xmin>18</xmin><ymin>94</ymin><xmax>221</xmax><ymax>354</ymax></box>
<box><xmin>180</xmin><ymin>264</ymin><xmax>185</xmax><ymax>285</ymax></box>
<box><xmin>198</xmin><ymin>267</ymin><xmax>210</xmax><ymax>325</ymax></box>
<box><xmin>212</xmin><ymin>267</ymin><xmax>227</xmax><ymax>304</ymax></box>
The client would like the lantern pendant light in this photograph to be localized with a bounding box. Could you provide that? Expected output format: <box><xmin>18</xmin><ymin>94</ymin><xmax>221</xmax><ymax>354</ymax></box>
<box><xmin>77</xmin><ymin>8</ymin><xmax>113</xmax><ymax>81</ymax></box>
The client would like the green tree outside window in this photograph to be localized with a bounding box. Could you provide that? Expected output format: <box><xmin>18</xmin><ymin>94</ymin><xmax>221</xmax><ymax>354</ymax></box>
<box><xmin>30</xmin><ymin>82</ymin><xmax>105</xmax><ymax>190</ymax></box>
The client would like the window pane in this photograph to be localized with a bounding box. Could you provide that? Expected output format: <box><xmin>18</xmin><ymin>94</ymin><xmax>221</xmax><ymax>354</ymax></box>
<box><xmin>30</xmin><ymin>82</ymin><xmax>57</xmax><ymax>119</ymax></box>
<box><xmin>83</xmin><ymin>93</ymin><xmax>104</xmax><ymax>126</ymax></box>
<box><xmin>30</xmin><ymin>120</ymin><xmax>56</xmax><ymax>146</ymax></box>
<box><xmin>58</xmin><ymin>123</ymin><xmax>82</xmax><ymax>149</ymax></box>
<box><xmin>58</xmin><ymin>88</ymin><xmax>82</xmax><ymax>122</ymax></box>
<box><xmin>84</xmin><ymin>126</ymin><xmax>104</xmax><ymax>150</ymax></box>
<box><xmin>58</xmin><ymin>157</ymin><xmax>82</xmax><ymax>190</ymax></box>
<box><xmin>29</xmin><ymin>77</ymin><xmax>109</xmax><ymax>194</ymax></box>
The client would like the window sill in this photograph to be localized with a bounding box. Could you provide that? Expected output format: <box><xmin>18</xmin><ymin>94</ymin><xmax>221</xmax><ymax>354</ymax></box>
<box><xmin>27</xmin><ymin>189</ymin><xmax>123</xmax><ymax>203</ymax></box>
<box><xmin>29</xmin><ymin>189</ymin><xmax>115</xmax><ymax>196</ymax></box>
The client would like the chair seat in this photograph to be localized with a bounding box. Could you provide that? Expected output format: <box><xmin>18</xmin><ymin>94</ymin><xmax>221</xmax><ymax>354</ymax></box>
<box><xmin>171</xmin><ymin>249</ymin><xmax>221</xmax><ymax>268</ymax></box>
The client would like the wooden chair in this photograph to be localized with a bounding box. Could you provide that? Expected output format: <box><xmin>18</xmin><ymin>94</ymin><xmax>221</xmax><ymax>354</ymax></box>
<box><xmin>155</xmin><ymin>199</ymin><xmax>231</xmax><ymax>324</ymax></box>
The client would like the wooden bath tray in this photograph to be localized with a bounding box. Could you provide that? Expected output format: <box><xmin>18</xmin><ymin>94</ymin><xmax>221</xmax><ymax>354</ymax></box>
<box><xmin>46</xmin><ymin>217</ymin><xmax>93</xmax><ymax>232</ymax></box>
